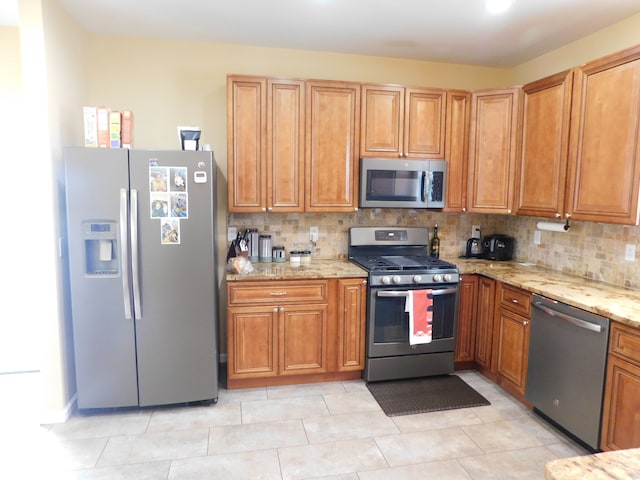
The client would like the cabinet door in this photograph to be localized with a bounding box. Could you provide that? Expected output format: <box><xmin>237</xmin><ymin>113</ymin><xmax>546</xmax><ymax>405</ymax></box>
<box><xmin>516</xmin><ymin>70</ymin><xmax>573</xmax><ymax>218</ymax></box>
<box><xmin>601</xmin><ymin>355</ymin><xmax>640</xmax><ymax>451</ymax></box>
<box><xmin>279</xmin><ymin>304</ymin><xmax>329</xmax><ymax>375</ymax></box>
<box><xmin>306</xmin><ymin>81</ymin><xmax>360</xmax><ymax>212</ymax></box>
<box><xmin>444</xmin><ymin>90</ymin><xmax>471</xmax><ymax>212</ymax></box>
<box><xmin>227</xmin><ymin>76</ymin><xmax>267</xmax><ymax>212</ymax></box>
<box><xmin>336</xmin><ymin>279</ymin><xmax>367</xmax><ymax>371</ymax></box>
<box><xmin>475</xmin><ymin>276</ymin><xmax>496</xmax><ymax>372</ymax></box>
<box><xmin>360</xmin><ymin>84</ymin><xmax>404</xmax><ymax>157</ymax></box>
<box><xmin>495</xmin><ymin>308</ymin><xmax>530</xmax><ymax>396</ymax></box>
<box><xmin>566</xmin><ymin>46</ymin><xmax>640</xmax><ymax>225</ymax></box>
<box><xmin>404</xmin><ymin>88</ymin><xmax>446</xmax><ymax>158</ymax></box>
<box><xmin>267</xmin><ymin>79</ymin><xmax>305</xmax><ymax>212</ymax></box>
<box><xmin>455</xmin><ymin>275</ymin><xmax>478</xmax><ymax>363</ymax></box>
<box><xmin>468</xmin><ymin>88</ymin><xmax>520</xmax><ymax>214</ymax></box>
<box><xmin>227</xmin><ymin>306</ymin><xmax>278</xmax><ymax>379</ymax></box>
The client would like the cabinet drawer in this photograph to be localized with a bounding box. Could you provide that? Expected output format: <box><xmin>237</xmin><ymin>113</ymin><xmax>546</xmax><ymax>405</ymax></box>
<box><xmin>228</xmin><ymin>280</ymin><xmax>328</xmax><ymax>305</ymax></box>
<box><xmin>498</xmin><ymin>283</ymin><xmax>531</xmax><ymax>317</ymax></box>
<box><xmin>610</xmin><ymin>321</ymin><xmax>640</xmax><ymax>365</ymax></box>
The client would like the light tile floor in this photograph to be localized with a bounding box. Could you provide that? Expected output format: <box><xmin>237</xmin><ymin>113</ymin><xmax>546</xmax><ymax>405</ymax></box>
<box><xmin>5</xmin><ymin>370</ymin><xmax>590</xmax><ymax>479</ymax></box>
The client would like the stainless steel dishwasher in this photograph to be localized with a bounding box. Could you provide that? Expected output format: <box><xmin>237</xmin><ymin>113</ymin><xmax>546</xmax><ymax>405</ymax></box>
<box><xmin>525</xmin><ymin>294</ymin><xmax>610</xmax><ymax>452</ymax></box>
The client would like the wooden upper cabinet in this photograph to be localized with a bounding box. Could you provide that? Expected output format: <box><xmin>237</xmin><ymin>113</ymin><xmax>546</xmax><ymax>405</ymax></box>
<box><xmin>405</xmin><ymin>88</ymin><xmax>446</xmax><ymax>157</ymax></box>
<box><xmin>468</xmin><ymin>88</ymin><xmax>520</xmax><ymax>214</ymax></box>
<box><xmin>306</xmin><ymin>80</ymin><xmax>360</xmax><ymax>212</ymax></box>
<box><xmin>566</xmin><ymin>45</ymin><xmax>640</xmax><ymax>225</ymax></box>
<box><xmin>227</xmin><ymin>76</ymin><xmax>266</xmax><ymax>212</ymax></box>
<box><xmin>227</xmin><ymin>76</ymin><xmax>305</xmax><ymax>213</ymax></box>
<box><xmin>515</xmin><ymin>70</ymin><xmax>573</xmax><ymax>218</ymax></box>
<box><xmin>444</xmin><ymin>90</ymin><xmax>471</xmax><ymax>212</ymax></box>
<box><xmin>267</xmin><ymin>79</ymin><xmax>305</xmax><ymax>212</ymax></box>
<box><xmin>360</xmin><ymin>84</ymin><xmax>446</xmax><ymax>159</ymax></box>
<box><xmin>360</xmin><ymin>85</ymin><xmax>403</xmax><ymax>157</ymax></box>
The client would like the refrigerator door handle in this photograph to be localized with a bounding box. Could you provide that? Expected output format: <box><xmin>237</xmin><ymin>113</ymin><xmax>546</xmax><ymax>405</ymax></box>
<box><xmin>120</xmin><ymin>188</ymin><xmax>133</xmax><ymax>320</ymax></box>
<box><xmin>130</xmin><ymin>189</ymin><xmax>142</xmax><ymax>318</ymax></box>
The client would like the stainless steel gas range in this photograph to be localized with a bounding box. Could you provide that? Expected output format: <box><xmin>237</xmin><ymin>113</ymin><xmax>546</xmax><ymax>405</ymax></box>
<box><xmin>349</xmin><ymin>227</ymin><xmax>460</xmax><ymax>382</ymax></box>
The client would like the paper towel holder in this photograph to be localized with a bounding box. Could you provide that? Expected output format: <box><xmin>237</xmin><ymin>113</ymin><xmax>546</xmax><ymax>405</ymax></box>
<box><xmin>537</xmin><ymin>214</ymin><xmax>571</xmax><ymax>232</ymax></box>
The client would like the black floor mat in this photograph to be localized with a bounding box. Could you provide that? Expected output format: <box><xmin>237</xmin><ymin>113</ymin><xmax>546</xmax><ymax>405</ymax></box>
<box><xmin>366</xmin><ymin>374</ymin><xmax>490</xmax><ymax>417</ymax></box>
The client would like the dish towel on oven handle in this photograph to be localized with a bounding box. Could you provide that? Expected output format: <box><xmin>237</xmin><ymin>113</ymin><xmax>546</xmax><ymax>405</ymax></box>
<box><xmin>405</xmin><ymin>289</ymin><xmax>433</xmax><ymax>345</ymax></box>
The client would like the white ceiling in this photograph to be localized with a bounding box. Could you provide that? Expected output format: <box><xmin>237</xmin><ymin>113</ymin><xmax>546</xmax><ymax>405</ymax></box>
<box><xmin>5</xmin><ymin>0</ymin><xmax>640</xmax><ymax>67</ymax></box>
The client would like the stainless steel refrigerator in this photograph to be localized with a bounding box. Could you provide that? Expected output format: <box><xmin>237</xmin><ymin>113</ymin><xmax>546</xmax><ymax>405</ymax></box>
<box><xmin>64</xmin><ymin>147</ymin><xmax>218</xmax><ymax>409</ymax></box>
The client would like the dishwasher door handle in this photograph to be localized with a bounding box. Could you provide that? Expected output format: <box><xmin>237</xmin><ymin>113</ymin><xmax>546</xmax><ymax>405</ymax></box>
<box><xmin>533</xmin><ymin>301</ymin><xmax>603</xmax><ymax>333</ymax></box>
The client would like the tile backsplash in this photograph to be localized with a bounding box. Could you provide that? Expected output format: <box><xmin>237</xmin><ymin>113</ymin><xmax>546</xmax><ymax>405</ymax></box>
<box><xmin>228</xmin><ymin>210</ymin><xmax>640</xmax><ymax>290</ymax></box>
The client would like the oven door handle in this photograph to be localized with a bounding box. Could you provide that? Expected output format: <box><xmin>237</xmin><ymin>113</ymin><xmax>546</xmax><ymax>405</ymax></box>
<box><xmin>377</xmin><ymin>288</ymin><xmax>457</xmax><ymax>297</ymax></box>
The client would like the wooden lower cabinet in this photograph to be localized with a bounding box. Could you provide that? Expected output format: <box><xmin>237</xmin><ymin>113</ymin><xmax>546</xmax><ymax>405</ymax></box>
<box><xmin>336</xmin><ymin>278</ymin><xmax>367</xmax><ymax>371</ymax></box>
<box><xmin>474</xmin><ymin>276</ymin><xmax>496</xmax><ymax>377</ymax></box>
<box><xmin>601</xmin><ymin>322</ymin><xmax>640</xmax><ymax>451</ymax></box>
<box><xmin>494</xmin><ymin>307</ymin><xmax>530</xmax><ymax>397</ymax></box>
<box><xmin>455</xmin><ymin>275</ymin><xmax>478</xmax><ymax>366</ymax></box>
<box><xmin>493</xmin><ymin>282</ymin><xmax>531</xmax><ymax>399</ymax></box>
<box><xmin>227</xmin><ymin>278</ymin><xmax>366</xmax><ymax>388</ymax></box>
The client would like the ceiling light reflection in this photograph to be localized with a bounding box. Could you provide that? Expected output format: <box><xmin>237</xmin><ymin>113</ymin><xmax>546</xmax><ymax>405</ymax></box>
<box><xmin>485</xmin><ymin>0</ymin><xmax>513</xmax><ymax>15</ymax></box>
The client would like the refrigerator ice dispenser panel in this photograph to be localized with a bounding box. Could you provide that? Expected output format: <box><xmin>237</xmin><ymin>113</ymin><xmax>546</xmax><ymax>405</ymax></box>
<box><xmin>82</xmin><ymin>220</ymin><xmax>119</xmax><ymax>276</ymax></box>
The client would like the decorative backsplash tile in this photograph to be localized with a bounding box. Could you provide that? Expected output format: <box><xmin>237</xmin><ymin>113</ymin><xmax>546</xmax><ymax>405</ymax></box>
<box><xmin>228</xmin><ymin>211</ymin><xmax>640</xmax><ymax>290</ymax></box>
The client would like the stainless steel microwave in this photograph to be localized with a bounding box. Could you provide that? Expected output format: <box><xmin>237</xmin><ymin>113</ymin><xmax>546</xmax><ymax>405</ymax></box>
<box><xmin>359</xmin><ymin>158</ymin><xmax>446</xmax><ymax>209</ymax></box>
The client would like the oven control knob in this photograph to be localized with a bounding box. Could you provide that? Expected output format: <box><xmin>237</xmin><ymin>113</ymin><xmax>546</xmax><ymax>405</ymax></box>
<box><xmin>443</xmin><ymin>274</ymin><xmax>453</xmax><ymax>282</ymax></box>
<box><xmin>433</xmin><ymin>274</ymin><xmax>443</xmax><ymax>282</ymax></box>
<box><xmin>392</xmin><ymin>275</ymin><xmax>402</xmax><ymax>284</ymax></box>
<box><xmin>412</xmin><ymin>275</ymin><xmax>422</xmax><ymax>283</ymax></box>
<box><xmin>381</xmin><ymin>276</ymin><xmax>391</xmax><ymax>285</ymax></box>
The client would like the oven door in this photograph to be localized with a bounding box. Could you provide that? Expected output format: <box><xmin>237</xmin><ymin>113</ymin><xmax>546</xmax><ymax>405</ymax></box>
<box><xmin>367</xmin><ymin>284</ymin><xmax>458</xmax><ymax>357</ymax></box>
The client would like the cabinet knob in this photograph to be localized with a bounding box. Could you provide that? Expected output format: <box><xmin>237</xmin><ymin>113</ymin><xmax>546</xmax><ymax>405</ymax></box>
<box><xmin>279</xmin><ymin>307</ymin><xmax>285</xmax><ymax>312</ymax></box>
<box><xmin>354</xmin><ymin>207</ymin><xmax>358</xmax><ymax>211</ymax></box>
<box><xmin>462</xmin><ymin>207</ymin><xmax>466</xmax><ymax>213</ymax></box>
<box><xmin>523</xmin><ymin>320</ymin><xmax>529</xmax><ymax>326</ymax></box>
<box><xmin>362</xmin><ymin>280</ymin><xmax>367</xmax><ymax>285</ymax></box>
<box><xmin>261</xmin><ymin>207</ymin><xmax>267</xmax><ymax>212</ymax></box>
<box><xmin>507</xmin><ymin>209</ymin><xmax>512</xmax><ymax>214</ymax></box>
<box><xmin>565</xmin><ymin>213</ymin><xmax>572</xmax><ymax>219</ymax></box>
<box><xmin>512</xmin><ymin>299</ymin><xmax>519</xmax><ymax>304</ymax></box>
<box><xmin>555</xmin><ymin>212</ymin><xmax>561</xmax><ymax>218</ymax></box>
<box><xmin>273</xmin><ymin>307</ymin><xmax>278</xmax><ymax>312</ymax></box>
<box><xmin>268</xmin><ymin>207</ymin><xmax>273</xmax><ymax>211</ymax></box>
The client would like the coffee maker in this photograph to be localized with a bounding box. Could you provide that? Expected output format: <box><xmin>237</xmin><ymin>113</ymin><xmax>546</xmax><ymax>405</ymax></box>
<box><xmin>465</xmin><ymin>226</ymin><xmax>483</xmax><ymax>258</ymax></box>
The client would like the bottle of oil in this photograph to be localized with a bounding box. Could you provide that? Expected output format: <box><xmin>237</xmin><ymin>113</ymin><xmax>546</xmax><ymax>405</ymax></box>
<box><xmin>430</xmin><ymin>224</ymin><xmax>440</xmax><ymax>258</ymax></box>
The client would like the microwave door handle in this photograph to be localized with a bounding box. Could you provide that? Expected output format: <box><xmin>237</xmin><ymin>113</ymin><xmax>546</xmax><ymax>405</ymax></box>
<box><xmin>421</xmin><ymin>172</ymin><xmax>427</xmax><ymax>202</ymax></box>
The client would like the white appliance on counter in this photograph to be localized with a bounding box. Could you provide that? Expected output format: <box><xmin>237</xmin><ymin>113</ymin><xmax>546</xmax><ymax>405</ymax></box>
<box><xmin>64</xmin><ymin>147</ymin><xmax>219</xmax><ymax>409</ymax></box>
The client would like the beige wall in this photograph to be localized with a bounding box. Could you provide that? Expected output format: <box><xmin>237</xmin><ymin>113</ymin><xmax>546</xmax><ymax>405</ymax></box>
<box><xmin>9</xmin><ymin>2</ymin><xmax>640</xmax><ymax>416</ymax></box>
<box><xmin>85</xmin><ymin>36</ymin><xmax>512</xmax><ymax>291</ymax></box>
<box><xmin>18</xmin><ymin>0</ymin><xmax>89</xmax><ymax>421</ymax></box>
<box><xmin>511</xmin><ymin>11</ymin><xmax>640</xmax><ymax>84</ymax></box>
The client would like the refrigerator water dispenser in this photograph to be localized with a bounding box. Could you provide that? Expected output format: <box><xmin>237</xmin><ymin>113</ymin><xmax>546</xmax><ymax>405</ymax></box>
<box><xmin>82</xmin><ymin>220</ymin><xmax>119</xmax><ymax>276</ymax></box>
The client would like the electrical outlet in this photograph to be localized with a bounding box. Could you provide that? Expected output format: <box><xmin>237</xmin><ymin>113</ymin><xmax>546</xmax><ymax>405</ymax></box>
<box><xmin>310</xmin><ymin>226</ymin><xmax>319</xmax><ymax>243</ymax></box>
<box><xmin>625</xmin><ymin>244</ymin><xmax>636</xmax><ymax>262</ymax></box>
<box><xmin>227</xmin><ymin>227</ymin><xmax>237</xmax><ymax>242</ymax></box>
<box><xmin>471</xmin><ymin>225</ymin><xmax>481</xmax><ymax>239</ymax></box>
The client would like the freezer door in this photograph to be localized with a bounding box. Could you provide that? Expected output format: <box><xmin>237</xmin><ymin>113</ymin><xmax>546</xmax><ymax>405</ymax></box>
<box><xmin>129</xmin><ymin>150</ymin><xmax>218</xmax><ymax>406</ymax></box>
<box><xmin>64</xmin><ymin>147</ymin><xmax>138</xmax><ymax>409</ymax></box>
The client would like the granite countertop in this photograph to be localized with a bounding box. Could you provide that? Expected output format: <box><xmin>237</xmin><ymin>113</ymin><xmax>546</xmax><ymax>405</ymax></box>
<box><xmin>227</xmin><ymin>256</ymin><xmax>640</xmax><ymax>329</ymax></box>
<box><xmin>544</xmin><ymin>448</ymin><xmax>640</xmax><ymax>479</ymax></box>
<box><xmin>450</xmin><ymin>258</ymin><xmax>640</xmax><ymax>330</ymax></box>
<box><xmin>225</xmin><ymin>258</ymin><xmax>367</xmax><ymax>282</ymax></box>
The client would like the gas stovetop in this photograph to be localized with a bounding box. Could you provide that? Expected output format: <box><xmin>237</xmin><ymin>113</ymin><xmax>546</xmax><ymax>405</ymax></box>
<box><xmin>348</xmin><ymin>227</ymin><xmax>459</xmax><ymax>287</ymax></box>
<box><xmin>350</xmin><ymin>255</ymin><xmax>456</xmax><ymax>272</ymax></box>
